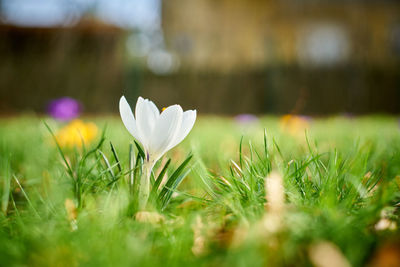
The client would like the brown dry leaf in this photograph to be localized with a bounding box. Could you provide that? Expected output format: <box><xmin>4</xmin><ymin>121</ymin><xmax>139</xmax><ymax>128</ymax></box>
<box><xmin>135</xmin><ymin>211</ymin><xmax>165</xmax><ymax>224</ymax></box>
<box><xmin>230</xmin><ymin>224</ymin><xmax>249</xmax><ymax>248</ymax></box>
<box><xmin>375</xmin><ymin>218</ymin><xmax>397</xmax><ymax>231</ymax></box>
<box><xmin>262</xmin><ymin>213</ymin><xmax>283</xmax><ymax>234</ymax></box>
<box><xmin>309</xmin><ymin>241</ymin><xmax>351</xmax><ymax>267</ymax></box>
<box><xmin>65</xmin><ymin>198</ymin><xmax>77</xmax><ymax>221</ymax></box>
<box><xmin>265</xmin><ymin>171</ymin><xmax>285</xmax><ymax>213</ymax></box>
<box><xmin>213</xmin><ymin>226</ymin><xmax>235</xmax><ymax>249</ymax></box>
<box><xmin>209</xmin><ymin>214</ymin><xmax>239</xmax><ymax>249</ymax></box>
<box><xmin>375</xmin><ymin>209</ymin><xmax>397</xmax><ymax>231</ymax></box>
<box><xmin>368</xmin><ymin>239</ymin><xmax>400</xmax><ymax>267</ymax></box>
<box><xmin>261</xmin><ymin>171</ymin><xmax>285</xmax><ymax>234</ymax></box>
<box><xmin>364</xmin><ymin>171</ymin><xmax>372</xmax><ymax>179</ymax></box>
<box><xmin>64</xmin><ymin>198</ymin><xmax>78</xmax><ymax>231</ymax></box>
<box><xmin>191</xmin><ymin>215</ymin><xmax>206</xmax><ymax>256</ymax></box>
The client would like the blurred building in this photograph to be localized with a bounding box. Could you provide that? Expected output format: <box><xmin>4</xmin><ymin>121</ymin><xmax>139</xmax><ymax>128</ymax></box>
<box><xmin>0</xmin><ymin>19</ymin><xmax>125</xmax><ymax>113</ymax></box>
<box><xmin>0</xmin><ymin>0</ymin><xmax>399</xmax><ymax>115</ymax></box>
<box><xmin>139</xmin><ymin>0</ymin><xmax>400</xmax><ymax>114</ymax></box>
<box><xmin>163</xmin><ymin>0</ymin><xmax>400</xmax><ymax>70</ymax></box>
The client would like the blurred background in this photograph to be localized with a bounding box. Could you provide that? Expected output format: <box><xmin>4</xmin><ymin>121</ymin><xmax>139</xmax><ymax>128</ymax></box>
<box><xmin>0</xmin><ymin>0</ymin><xmax>399</xmax><ymax>115</ymax></box>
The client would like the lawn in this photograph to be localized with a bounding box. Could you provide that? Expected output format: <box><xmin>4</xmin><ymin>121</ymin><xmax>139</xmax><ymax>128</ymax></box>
<box><xmin>0</xmin><ymin>115</ymin><xmax>399</xmax><ymax>266</ymax></box>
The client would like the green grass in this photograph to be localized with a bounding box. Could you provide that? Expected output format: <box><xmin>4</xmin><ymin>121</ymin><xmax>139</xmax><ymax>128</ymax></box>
<box><xmin>0</xmin><ymin>115</ymin><xmax>399</xmax><ymax>266</ymax></box>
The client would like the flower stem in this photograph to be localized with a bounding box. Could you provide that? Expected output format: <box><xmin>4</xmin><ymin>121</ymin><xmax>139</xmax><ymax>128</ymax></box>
<box><xmin>138</xmin><ymin>160</ymin><xmax>154</xmax><ymax>210</ymax></box>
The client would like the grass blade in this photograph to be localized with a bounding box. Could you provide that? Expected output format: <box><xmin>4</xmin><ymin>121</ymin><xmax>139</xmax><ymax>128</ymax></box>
<box><xmin>44</xmin><ymin>122</ymin><xmax>74</xmax><ymax>179</ymax></box>
<box><xmin>110</xmin><ymin>141</ymin><xmax>122</xmax><ymax>173</ymax></box>
<box><xmin>161</xmin><ymin>169</ymin><xmax>191</xmax><ymax>210</ymax></box>
<box><xmin>134</xmin><ymin>141</ymin><xmax>145</xmax><ymax>160</ymax></box>
<box><xmin>13</xmin><ymin>175</ymin><xmax>40</xmax><ymax>218</ymax></box>
<box><xmin>98</xmin><ymin>150</ymin><xmax>116</xmax><ymax>180</ymax></box>
<box><xmin>151</xmin><ymin>158</ymin><xmax>171</xmax><ymax>197</ymax></box>
<box><xmin>239</xmin><ymin>136</ymin><xmax>244</xmax><ymax>169</ymax></box>
<box><xmin>159</xmin><ymin>155</ymin><xmax>193</xmax><ymax>203</ymax></box>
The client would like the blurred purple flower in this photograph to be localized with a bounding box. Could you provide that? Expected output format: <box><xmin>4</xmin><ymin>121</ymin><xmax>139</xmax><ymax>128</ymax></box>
<box><xmin>235</xmin><ymin>114</ymin><xmax>259</xmax><ymax>124</ymax></box>
<box><xmin>47</xmin><ymin>97</ymin><xmax>81</xmax><ymax>121</ymax></box>
<box><xmin>298</xmin><ymin>115</ymin><xmax>313</xmax><ymax>122</ymax></box>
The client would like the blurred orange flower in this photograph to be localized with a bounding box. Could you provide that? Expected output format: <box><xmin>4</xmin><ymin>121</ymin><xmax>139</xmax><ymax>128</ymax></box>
<box><xmin>280</xmin><ymin>114</ymin><xmax>310</xmax><ymax>136</ymax></box>
<box><xmin>55</xmin><ymin>119</ymin><xmax>98</xmax><ymax>148</ymax></box>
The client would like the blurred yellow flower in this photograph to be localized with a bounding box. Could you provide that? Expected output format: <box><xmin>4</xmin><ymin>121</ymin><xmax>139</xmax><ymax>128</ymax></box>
<box><xmin>280</xmin><ymin>114</ymin><xmax>310</xmax><ymax>136</ymax></box>
<box><xmin>55</xmin><ymin>119</ymin><xmax>98</xmax><ymax>148</ymax></box>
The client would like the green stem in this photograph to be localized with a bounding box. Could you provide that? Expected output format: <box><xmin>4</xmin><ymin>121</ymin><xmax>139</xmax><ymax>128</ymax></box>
<box><xmin>138</xmin><ymin>160</ymin><xmax>154</xmax><ymax>210</ymax></box>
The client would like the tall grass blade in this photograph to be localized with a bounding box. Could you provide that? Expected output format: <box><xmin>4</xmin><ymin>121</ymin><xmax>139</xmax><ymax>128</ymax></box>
<box><xmin>150</xmin><ymin>158</ymin><xmax>171</xmax><ymax>198</ymax></box>
<box><xmin>159</xmin><ymin>155</ymin><xmax>193</xmax><ymax>204</ymax></box>
<box><xmin>134</xmin><ymin>141</ymin><xmax>145</xmax><ymax>160</ymax></box>
<box><xmin>239</xmin><ymin>136</ymin><xmax>244</xmax><ymax>169</ymax></box>
<box><xmin>44</xmin><ymin>122</ymin><xmax>74</xmax><ymax>178</ymax></box>
<box><xmin>98</xmin><ymin>150</ymin><xmax>116</xmax><ymax>180</ymax></box>
<box><xmin>13</xmin><ymin>175</ymin><xmax>40</xmax><ymax>218</ymax></box>
<box><xmin>110</xmin><ymin>141</ymin><xmax>122</xmax><ymax>173</ymax></box>
<box><xmin>161</xmin><ymin>169</ymin><xmax>191</xmax><ymax>210</ymax></box>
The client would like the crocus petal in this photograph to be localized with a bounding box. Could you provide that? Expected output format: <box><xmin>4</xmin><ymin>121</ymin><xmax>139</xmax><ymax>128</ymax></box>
<box><xmin>135</xmin><ymin>97</ymin><xmax>159</xmax><ymax>149</ymax></box>
<box><xmin>119</xmin><ymin>96</ymin><xmax>141</xmax><ymax>141</ymax></box>
<box><xmin>146</xmin><ymin>99</ymin><xmax>160</xmax><ymax>118</ymax></box>
<box><xmin>168</xmin><ymin>110</ymin><xmax>197</xmax><ymax>150</ymax></box>
<box><xmin>148</xmin><ymin>105</ymin><xmax>183</xmax><ymax>159</ymax></box>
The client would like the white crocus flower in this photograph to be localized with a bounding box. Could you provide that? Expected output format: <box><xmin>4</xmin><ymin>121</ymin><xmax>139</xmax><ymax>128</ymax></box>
<box><xmin>119</xmin><ymin>96</ymin><xmax>196</xmax><ymax>209</ymax></box>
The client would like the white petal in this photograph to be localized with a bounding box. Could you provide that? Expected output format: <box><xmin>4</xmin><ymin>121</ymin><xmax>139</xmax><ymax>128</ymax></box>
<box><xmin>168</xmin><ymin>110</ymin><xmax>196</xmax><ymax>150</ymax></box>
<box><xmin>148</xmin><ymin>105</ymin><xmax>183</xmax><ymax>159</ymax></box>
<box><xmin>119</xmin><ymin>96</ymin><xmax>141</xmax><ymax>141</ymax></box>
<box><xmin>146</xmin><ymin>99</ymin><xmax>160</xmax><ymax>118</ymax></box>
<box><xmin>135</xmin><ymin>97</ymin><xmax>159</xmax><ymax>149</ymax></box>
